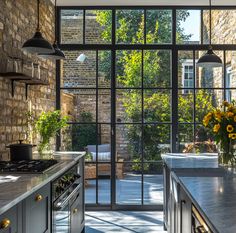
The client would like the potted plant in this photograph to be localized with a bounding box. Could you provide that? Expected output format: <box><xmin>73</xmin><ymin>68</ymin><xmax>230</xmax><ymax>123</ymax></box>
<box><xmin>35</xmin><ymin>110</ymin><xmax>68</xmax><ymax>156</ymax></box>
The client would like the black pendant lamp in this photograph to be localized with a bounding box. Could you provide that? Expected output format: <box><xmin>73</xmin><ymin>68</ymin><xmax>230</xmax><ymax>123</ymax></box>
<box><xmin>22</xmin><ymin>0</ymin><xmax>54</xmax><ymax>54</ymax></box>
<box><xmin>197</xmin><ymin>0</ymin><xmax>222</xmax><ymax>68</ymax></box>
<box><xmin>38</xmin><ymin>0</ymin><xmax>65</xmax><ymax>60</ymax></box>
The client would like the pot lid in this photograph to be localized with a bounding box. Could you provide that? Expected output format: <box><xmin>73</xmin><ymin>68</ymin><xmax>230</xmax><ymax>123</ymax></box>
<box><xmin>7</xmin><ymin>140</ymin><xmax>36</xmax><ymax>148</ymax></box>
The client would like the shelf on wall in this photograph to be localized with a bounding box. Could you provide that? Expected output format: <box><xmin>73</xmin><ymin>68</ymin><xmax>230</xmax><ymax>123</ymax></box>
<box><xmin>0</xmin><ymin>72</ymin><xmax>49</xmax><ymax>98</ymax></box>
<box><xmin>0</xmin><ymin>72</ymin><xmax>32</xmax><ymax>80</ymax></box>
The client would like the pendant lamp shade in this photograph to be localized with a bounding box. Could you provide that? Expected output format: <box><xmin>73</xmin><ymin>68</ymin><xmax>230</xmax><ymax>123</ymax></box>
<box><xmin>37</xmin><ymin>0</ymin><xmax>65</xmax><ymax>60</ymax></box>
<box><xmin>38</xmin><ymin>42</ymin><xmax>65</xmax><ymax>60</ymax></box>
<box><xmin>197</xmin><ymin>0</ymin><xmax>222</xmax><ymax>68</ymax></box>
<box><xmin>22</xmin><ymin>0</ymin><xmax>54</xmax><ymax>54</ymax></box>
<box><xmin>197</xmin><ymin>47</ymin><xmax>223</xmax><ymax>68</ymax></box>
<box><xmin>22</xmin><ymin>31</ymin><xmax>54</xmax><ymax>54</ymax></box>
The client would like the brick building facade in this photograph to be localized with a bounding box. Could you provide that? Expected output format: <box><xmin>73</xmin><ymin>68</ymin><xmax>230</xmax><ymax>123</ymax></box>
<box><xmin>0</xmin><ymin>0</ymin><xmax>56</xmax><ymax>159</ymax></box>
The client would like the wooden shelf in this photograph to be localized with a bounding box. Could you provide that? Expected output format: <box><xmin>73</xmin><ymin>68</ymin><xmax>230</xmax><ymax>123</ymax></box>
<box><xmin>0</xmin><ymin>72</ymin><xmax>31</xmax><ymax>80</ymax></box>
<box><xmin>22</xmin><ymin>79</ymin><xmax>49</xmax><ymax>85</ymax></box>
<box><xmin>0</xmin><ymin>72</ymin><xmax>49</xmax><ymax>98</ymax></box>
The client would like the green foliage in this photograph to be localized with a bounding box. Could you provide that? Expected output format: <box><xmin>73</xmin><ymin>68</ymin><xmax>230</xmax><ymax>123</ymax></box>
<box><xmin>35</xmin><ymin>110</ymin><xmax>68</xmax><ymax>154</ymax></box>
<box><xmin>72</xmin><ymin>112</ymin><xmax>96</xmax><ymax>151</ymax></box>
<box><xmin>95</xmin><ymin>10</ymin><xmax>213</xmax><ymax>163</ymax></box>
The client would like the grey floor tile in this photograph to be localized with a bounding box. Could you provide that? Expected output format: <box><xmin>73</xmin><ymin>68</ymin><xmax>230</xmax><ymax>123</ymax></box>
<box><xmin>85</xmin><ymin>211</ymin><xmax>167</xmax><ymax>233</ymax></box>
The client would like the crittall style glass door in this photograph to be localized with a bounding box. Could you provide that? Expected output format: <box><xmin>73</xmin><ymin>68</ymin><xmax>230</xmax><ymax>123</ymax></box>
<box><xmin>57</xmin><ymin>7</ymin><xmax>236</xmax><ymax>210</ymax></box>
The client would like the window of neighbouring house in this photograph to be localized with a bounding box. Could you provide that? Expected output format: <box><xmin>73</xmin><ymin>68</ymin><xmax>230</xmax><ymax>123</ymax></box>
<box><xmin>182</xmin><ymin>61</ymin><xmax>194</xmax><ymax>93</ymax></box>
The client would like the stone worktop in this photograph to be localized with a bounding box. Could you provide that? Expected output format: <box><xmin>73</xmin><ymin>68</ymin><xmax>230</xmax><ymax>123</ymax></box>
<box><xmin>178</xmin><ymin>173</ymin><xmax>236</xmax><ymax>233</ymax></box>
<box><xmin>0</xmin><ymin>151</ymin><xmax>85</xmax><ymax>215</ymax></box>
<box><xmin>161</xmin><ymin>153</ymin><xmax>218</xmax><ymax>169</ymax></box>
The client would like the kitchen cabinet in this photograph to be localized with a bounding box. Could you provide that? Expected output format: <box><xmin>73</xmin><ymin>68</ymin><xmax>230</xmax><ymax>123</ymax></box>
<box><xmin>23</xmin><ymin>183</ymin><xmax>51</xmax><ymax>233</ymax></box>
<box><xmin>178</xmin><ymin>185</ymin><xmax>191</xmax><ymax>233</ymax></box>
<box><xmin>0</xmin><ymin>204</ymin><xmax>22</xmax><ymax>233</ymax></box>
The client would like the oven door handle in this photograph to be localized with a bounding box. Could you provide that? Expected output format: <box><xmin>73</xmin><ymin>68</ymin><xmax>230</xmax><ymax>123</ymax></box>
<box><xmin>54</xmin><ymin>183</ymin><xmax>81</xmax><ymax>210</ymax></box>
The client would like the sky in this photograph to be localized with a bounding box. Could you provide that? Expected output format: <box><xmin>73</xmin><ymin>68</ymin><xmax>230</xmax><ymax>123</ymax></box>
<box><xmin>180</xmin><ymin>10</ymin><xmax>201</xmax><ymax>42</ymax></box>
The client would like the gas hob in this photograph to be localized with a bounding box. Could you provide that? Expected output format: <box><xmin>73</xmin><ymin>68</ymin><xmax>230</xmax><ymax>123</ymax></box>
<box><xmin>0</xmin><ymin>160</ymin><xmax>58</xmax><ymax>173</ymax></box>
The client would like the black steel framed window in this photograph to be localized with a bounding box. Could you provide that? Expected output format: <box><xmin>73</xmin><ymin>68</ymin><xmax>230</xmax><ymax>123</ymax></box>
<box><xmin>56</xmin><ymin>6</ymin><xmax>236</xmax><ymax>210</ymax></box>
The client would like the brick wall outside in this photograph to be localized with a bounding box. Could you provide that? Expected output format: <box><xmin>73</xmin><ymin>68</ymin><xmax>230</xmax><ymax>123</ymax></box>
<box><xmin>0</xmin><ymin>0</ymin><xmax>56</xmax><ymax>159</ymax></box>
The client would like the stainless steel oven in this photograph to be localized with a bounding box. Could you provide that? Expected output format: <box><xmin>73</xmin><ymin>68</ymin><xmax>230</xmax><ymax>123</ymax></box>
<box><xmin>192</xmin><ymin>205</ymin><xmax>212</xmax><ymax>233</ymax></box>
<box><xmin>52</xmin><ymin>164</ymin><xmax>82</xmax><ymax>233</ymax></box>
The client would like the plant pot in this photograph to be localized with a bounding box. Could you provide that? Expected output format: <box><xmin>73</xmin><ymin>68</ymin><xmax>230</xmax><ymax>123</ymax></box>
<box><xmin>7</xmin><ymin>140</ymin><xmax>36</xmax><ymax>161</ymax></box>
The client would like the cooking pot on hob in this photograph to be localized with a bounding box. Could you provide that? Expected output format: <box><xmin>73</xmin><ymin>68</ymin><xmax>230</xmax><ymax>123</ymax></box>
<box><xmin>6</xmin><ymin>140</ymin><xmax>36</xmax><ymax>161</ymax></box>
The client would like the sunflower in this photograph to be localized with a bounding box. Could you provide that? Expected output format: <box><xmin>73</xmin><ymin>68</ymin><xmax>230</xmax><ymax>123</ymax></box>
<box><xmin>213</xmin><ymin>124</ymin><xmax>220</xmax><ymax>133</ymax></box>
<box><xmin>227</xmin><ymin>125</ymin><xmax>234</xmax><ymax>133</ymax></box>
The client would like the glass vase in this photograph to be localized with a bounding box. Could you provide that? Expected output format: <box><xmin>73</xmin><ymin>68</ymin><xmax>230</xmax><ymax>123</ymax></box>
<box><xmin>218</xmin><ymin>142</ymin><xmax>236</xmax><ymax>166</ymax></box>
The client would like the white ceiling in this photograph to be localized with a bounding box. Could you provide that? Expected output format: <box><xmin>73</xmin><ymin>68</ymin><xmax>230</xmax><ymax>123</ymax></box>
<box><xmin>56</xmin><ymin>0</ymin><xmax>236</xmax><ymax>6</ymax></box>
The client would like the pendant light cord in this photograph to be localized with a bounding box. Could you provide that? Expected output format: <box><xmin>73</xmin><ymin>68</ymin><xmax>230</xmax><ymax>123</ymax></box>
<box><xmin>37</xmin><ymin>0</ymin><xmax>40</xmax><ymax>31</ymax></box>
<box><xmin>209</xmin><ymin>0</ymin><xmax>212</xmax><ymax>45</ymax></box>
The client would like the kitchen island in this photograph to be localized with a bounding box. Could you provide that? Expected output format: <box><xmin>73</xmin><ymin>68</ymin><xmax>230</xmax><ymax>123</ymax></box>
<box><xmin>176</xmin><ymin>172</ymin><xmax>236</xmax><ymax>233</ymax></box>
<box><xmin>162</xmin><ymin>153</ymin><xmax>236</xmax><ymax>233</ymax></box>
<box><xmin>161</xmin><ymin>153</ymin><xmax>218</xmax><ymax>232</ymax></box>
<box><xmin>0</xmin><ymin>151</ymin><xmax>85</xmax><ymax>233</ymax></box>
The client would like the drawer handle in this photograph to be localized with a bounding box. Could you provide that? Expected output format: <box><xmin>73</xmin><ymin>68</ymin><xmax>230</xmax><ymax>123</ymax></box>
<box><xmin>35</xmin><ymin>194</ymin><xmax>43</xmax><ymax>202</ymax></box>
<box><xmin>0</xmin><ymin>218</ymin><xmax>10</xmax><ymax>229</ymax></box>
<box><xmin>73</xmin><ymin>208</ymin><xmax>78</xmax><ymax>214</ymax></box>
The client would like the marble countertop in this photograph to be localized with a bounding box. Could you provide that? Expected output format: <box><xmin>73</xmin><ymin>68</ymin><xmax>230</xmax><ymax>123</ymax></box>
<box><xmin>162</xmin><ymin>153</ymin><xmax>218</xmax><ymax>169</ymax></box>
<box><xmin>178</xmin><ymin>172</ymin><xmax>236</xmax><ymax>233</ymax></box>
<box><xmin>0</xmin><ymin>151</ymin><xmax>85</xmax><ymax>215</ymax></box>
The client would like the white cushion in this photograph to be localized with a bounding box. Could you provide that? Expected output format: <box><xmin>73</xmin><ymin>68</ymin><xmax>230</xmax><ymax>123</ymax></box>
<box><xmin>91</xmin><ymin>152</ymin><xmax>111</xmax><ymax>161</ymax></box>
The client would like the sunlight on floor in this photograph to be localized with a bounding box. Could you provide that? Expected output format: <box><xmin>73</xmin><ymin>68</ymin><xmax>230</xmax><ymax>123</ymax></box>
<box><xmin>85</xmin><ymin>211</ymin><xmax>167</xmax><ymax>233</ymax></box>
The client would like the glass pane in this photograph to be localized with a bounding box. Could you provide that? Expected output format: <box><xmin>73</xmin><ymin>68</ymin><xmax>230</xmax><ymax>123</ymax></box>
<box><xmin>116</xmin><ymin>50</ymin><xmax>142</xmax><ymax>88</ymax></box>
<box><xmin>178</xmin><ymin>51</ymin><xmax>194</xmax><ymax>88</ymax></box>
<box><xmin>98</xmin><ymin>90</ymin><xmax>111</xmax><ymax>123</ymax></box>
<box><xmin>146</xmin><ymin>10</ymin><xmax>172</xmax><ymax>44</ymax></box>
<box><xmin>85</xmin><ymin>10</ymin><xmax>112</xmax><ymax>44</ymax></box>
<box><xmin>196</xmin><ymin>51</ymin><xmax>223</xmax><ymax>88</ymax></box>
<box><xmin>144</xmin><ymin>90</ymin><xmax>171</xmax><ymax>123</ymax></box>
<box><xmin>178</xmin><ymin>89</ymin><xmax>194</xmax><ymax>123</ymax></box>
<box><xmin>60</xmin><ymin>10</ymin><xmax>83</xmax><ymax>44</ymax></box>
<box><xmin>143</xmin><ymin>124</ymin><xmax>170</xmax><ymax>162</ymax></box>
<box><xmin>177</xmin><ymin>10</ymin><xmax>201</xmax><ymax>44</ymax></box>
<box><xmin>178</xmin><ymin>124</ymin><xmax>194</xmax><ymax>152</ymax></box>
<box><xmin>144</xmin><ymin>50</ymin><xmax>171</xmax><ymax>88</ymax></box>
<box><xmin>116</xmin><ymin>10</ymin><xmax>144</xmax><ymax>44</ymax></box>
<box><xmin>61</xmin><ymin>89</ymin><xmax>96</xmax><ymax>123</ymax></box>
<box><xmin>98</xmin><ymin>163</ymin><xmax>111</xmax><ymax>204</ymax></box>
<box><xmin>85</xmin><ymin>163</ymin><xmax>96</xmax><ymax>204</ymax></box>
<box><xmin>195</xmin><ymin>124</ymin><xmax>217</xmax><ymax>152</ymax></box>
<box><xmin>98</xmin><ymin>50</ymin><xmax>111</xmax><ymax>87</ymax></box>
<box><xmin>225</xmin><ymin>51</ymin><xmax>236</xmax><ymax>89</ymax></box>
<box><xmin>195</xmin><ymin>89</ymin><xmax>223</xmax><ymax>123</ymax></box>
<box><xmin>143</xmin><ymin>162</ymin><xmax>163</xmax><ymax>205</ymax></box>
<box><xmin>116</xmin><ymin>124</ymin><xmax>142</xmax><ymax>162</ymax></box>
<box><xmin>116</xmin><ymin>90</ymin><xmax>142</xmax><ymax>123</ymax></box>
<box><xmin>203</xmin><ymin>10</ymin><xmax>236</xmax><ymax>44</ymax></box>
<box><xmin>62</xmin><ymin>50</ymin><xmax>96</xmax><ymax>88</ymax></box>
<box><xmin>116</xmin><ymin>162</ymin><xmax>141</xmax><ymax>204</ymax></box>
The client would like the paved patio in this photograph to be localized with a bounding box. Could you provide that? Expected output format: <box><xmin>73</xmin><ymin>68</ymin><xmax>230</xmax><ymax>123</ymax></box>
<box><xmin>85</xmin><ymin>173</ymin><xmax>164</xmax><ymax>205</ymax></box>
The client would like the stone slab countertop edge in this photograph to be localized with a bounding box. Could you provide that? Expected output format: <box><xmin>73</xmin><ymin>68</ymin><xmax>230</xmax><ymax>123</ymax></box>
<box><xmin>161</xmin><ymin>153</ymin><xmax>218</xmax><ymax>169</ymax></box>
<box><xmin>0</xmin><ymin>151</ymin><xmax>85</xmax><ymax>216</ymax></box>
<box><xmin>174</xmin><ymin>171</ymin><xmax>236</xmax><ymax>233</ymax></box>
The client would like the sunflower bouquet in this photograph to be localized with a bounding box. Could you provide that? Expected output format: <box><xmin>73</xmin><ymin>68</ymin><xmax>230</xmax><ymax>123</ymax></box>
<box><xmin>202</xmin><ymin>100</ymin><xmax>236</xmax><ymax>165</ymax></box>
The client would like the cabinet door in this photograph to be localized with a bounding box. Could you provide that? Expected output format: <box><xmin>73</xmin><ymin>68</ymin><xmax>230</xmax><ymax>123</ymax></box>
<box><xmin>179</xmin><ymin>186</ymin><xmax>192</xmax><ymax>233</ymax></box>
<box><xmin>0</xmin><ymin>204</ymin><xmax>21</xmax><ymax>233</ymax></box>
<box><xmin>23</xmin><ymin>183</ymin><xmax>51</xmax><ymax>233</ymax></box>
<box><xmin>70</xmin><ymin>190</ymin><xmax>85</xmax><ymax>233</ymax></box>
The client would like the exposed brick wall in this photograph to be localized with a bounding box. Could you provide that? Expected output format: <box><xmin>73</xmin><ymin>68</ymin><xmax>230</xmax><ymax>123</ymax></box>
<box><xmin>0</xmin><ymin>0</ymin><xmax>56</xmax><ymax>159</ymax></box>
<box><xmin>203</xmin><ymin>10</ymin><xmax>236</xmax><ymax>101</ymax></box>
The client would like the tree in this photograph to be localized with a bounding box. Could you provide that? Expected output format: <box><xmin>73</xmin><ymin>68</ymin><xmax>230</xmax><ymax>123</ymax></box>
<box><xmin>95</xmin><ymin>10</ymin><xmax>215</xmax><ymax>162</ymax></box>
